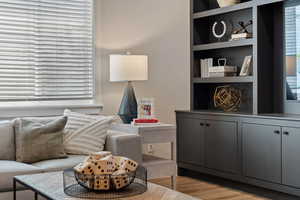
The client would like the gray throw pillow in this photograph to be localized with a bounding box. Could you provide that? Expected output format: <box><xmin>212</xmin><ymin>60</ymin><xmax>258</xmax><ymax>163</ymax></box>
<box><xmin>0</xmin><ymin>121</ymin><xmax>15</xmax><ymax>160</ymax></box>
<box><xmin>14</xmin><ymin>116</ymin><xmax>68</xmax><ymax>163</ymax></box>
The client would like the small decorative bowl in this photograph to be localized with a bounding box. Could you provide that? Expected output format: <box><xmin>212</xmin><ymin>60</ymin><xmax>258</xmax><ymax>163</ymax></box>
<box><xmin>74</xmin><ymin>169</ymin><xmax>136</xmax><ymax>191</ymax></box>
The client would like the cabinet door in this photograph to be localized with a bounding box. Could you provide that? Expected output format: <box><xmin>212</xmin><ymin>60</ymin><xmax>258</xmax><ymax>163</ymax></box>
<box><xmin>242</xmin><ymin>123</ymin><xmax>281</xmax><ymax>183</ymax></box>
<box><xmin>205</xmin><ymin>120</ymin><xmax>238</xmax><ymax>174</ymax></box>
<box><xmin>282</xmin><ymin>127</ymin><xmax>300</xmax><ymax>188</ymax></box>
<box><xmin>177</xmin><ymin>118</ymin><xmax>205</xmax><ymax>166</ymax></box>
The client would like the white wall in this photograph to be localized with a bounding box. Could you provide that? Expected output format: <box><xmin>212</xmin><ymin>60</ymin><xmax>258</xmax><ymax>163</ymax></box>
<box><xmin>95</xmin><ymin>0</ymin><xmax>190</xmax><ymax>124</ymax></box>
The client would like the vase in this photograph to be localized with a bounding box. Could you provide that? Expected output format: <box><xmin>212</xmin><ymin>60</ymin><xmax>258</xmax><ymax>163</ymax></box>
<box><xmin>217</xmin><ymin>0</ymin><xmax>241</xmax><ymax>7</ymax></box>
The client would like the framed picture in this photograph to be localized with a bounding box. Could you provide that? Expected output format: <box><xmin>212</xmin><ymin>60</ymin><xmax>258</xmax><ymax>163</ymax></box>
<box><xmin>138</xmin><ymin>98</ymin><xmax>155</xmax><ymax>119</ymax></box>
<box><xmin>240</xmin><ymin>56</ymin><xmax>252</xmax><ymax>76</ymax></box>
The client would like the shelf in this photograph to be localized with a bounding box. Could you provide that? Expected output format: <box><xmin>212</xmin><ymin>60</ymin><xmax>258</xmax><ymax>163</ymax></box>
<box><xmin>193</xmin><ymin>39</ymin><xmax>253</xmax><ymax>51</ymax></box>
<box><xmin>176</xmin><ymin>110</ymin><xmax>254</xmax><ymax>118</ymax></box>
<box><xmin>256</xmin><ymin>0</ymin><xmax>284</xmax><ymax>7</ymax></box>
<box><xmin>142</xmin><ymin>154</ymin><xmax>176</xmax><ymax>179</ymax></box>
<box><xmin>142</xmin><ymin>154</ymin><xmax>175</xmax><ymax>165</ymax></box>
<box><xmin>193</xmin><ymin>1</ymin><xmax>254</xmax><ymax>19</ymax></box>
<box><xmin>191</xmin><ymin>0</ymin><xmax>283</xmax><ymax>115</ymax></box>
<box><xmin>193</xmin><ymin>76</ymin><xmax>253</xmax><ymax>83</ymax></box>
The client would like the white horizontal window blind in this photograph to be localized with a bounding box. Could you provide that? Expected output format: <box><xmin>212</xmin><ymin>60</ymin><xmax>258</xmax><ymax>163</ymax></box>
<box><xmin>0</xmin><ymin>0</ymin><xmax>94</xmax><ymax>101</ymax></box>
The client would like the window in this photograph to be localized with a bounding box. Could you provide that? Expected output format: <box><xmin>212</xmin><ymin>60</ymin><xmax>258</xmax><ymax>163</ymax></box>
<box><xmin>0</xmin><ymin>0</ymin><xmax>94</xmax><ymax>101</ymax></box>
<box><xmin>285</xmin><ymin>1</ymin><xmax>300</xmax><ymax>101</ymax></box>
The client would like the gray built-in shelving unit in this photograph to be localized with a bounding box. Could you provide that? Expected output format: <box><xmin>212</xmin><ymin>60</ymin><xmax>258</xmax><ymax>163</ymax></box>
<box><xmin>176</xmin><ymin>0</ymin><xmax>300</xmax><ymax>197</ymax></box>
<box><xmin>191</xmin><ymin>0</ymin><xmax>284</xmax><ymax>114</ymax></box>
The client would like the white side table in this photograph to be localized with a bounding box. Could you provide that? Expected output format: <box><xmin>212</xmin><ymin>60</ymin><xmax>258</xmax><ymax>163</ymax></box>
<box><xmin>111</xmin><ymin>123</ymin><xmax>177</xmax><ymax>189</ymax></box>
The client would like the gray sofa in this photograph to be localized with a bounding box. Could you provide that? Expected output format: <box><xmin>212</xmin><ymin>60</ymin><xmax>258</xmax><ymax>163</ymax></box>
<box><xmin>0</xmin><ymin>121</ymin><xmax>142</xmax><ymax>194</ymax></box>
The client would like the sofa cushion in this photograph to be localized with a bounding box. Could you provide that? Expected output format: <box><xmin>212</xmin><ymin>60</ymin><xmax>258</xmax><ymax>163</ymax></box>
<box><xmin>0</xmin><ymin>161</ymin><xmax>43</xmax><ymax>192</ymax></box>
<box><xmin>14</xmin><ymin>116</ymin><xmax>68</xmax><ymax>163</ymax></box>
<box><xmin>63</xmin><ymin>109</ymin><xmax>109</xmax><ymax>138</ymax></box>
<box><xmin>63</xmin><ymin>109</ymin><xmax>115</xmax><ymax>155</ymax></box>
<box><xmin>0</xmin><ymin>121</ymin><xmax>15</xmax><ymax>160</ymax></box>
<box><xmin>32</xmin><ymin>155</ymin><xmax>86</xmax><ymax>172</ymax></box>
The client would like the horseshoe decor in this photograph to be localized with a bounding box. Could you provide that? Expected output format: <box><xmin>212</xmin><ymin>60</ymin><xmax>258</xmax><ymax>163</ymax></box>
<box><xmin>212</xmin><ymin>21</ymin><xmax>227</xmax><ymax>39</ymax></box>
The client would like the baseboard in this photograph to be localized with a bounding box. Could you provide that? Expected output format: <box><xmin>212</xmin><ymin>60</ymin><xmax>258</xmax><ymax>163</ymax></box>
<box><xmin>178</xmin><ymin>164</ymin><xmax>300</xmax><ymax>197</ymax></box>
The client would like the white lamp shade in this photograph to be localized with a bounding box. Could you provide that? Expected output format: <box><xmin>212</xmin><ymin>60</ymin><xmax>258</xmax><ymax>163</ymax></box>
<box><xmin>110</xmin><ymin>55</ymin><xmax>148</xmax><ymax>82</ymax></box>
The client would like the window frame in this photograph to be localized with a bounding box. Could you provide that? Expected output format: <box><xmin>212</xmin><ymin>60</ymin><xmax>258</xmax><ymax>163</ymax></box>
<box><xmin>0</xmin><ymin>0</ymin><xmax>101</xmax><ymax>117</ymax></box>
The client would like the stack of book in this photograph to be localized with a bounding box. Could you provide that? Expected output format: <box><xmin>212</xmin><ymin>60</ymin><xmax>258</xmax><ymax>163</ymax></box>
<box><xmin>208</xmin><ymin>66</ymin><xmax>237</xmax><ymax>77</ymax></box>
<box><xmin>200</xmin><ymin>58</ymin><xmax>213</xmax><ymax>78</ymax></box>
<box><xmin>131</xmin><ymin>118</ymin><xmax>160</xmax><ymax>126</ymax></box>
<box><xmin>231</xmin><ymin>33</ymin><xmax>252</xmax><ymax>41</ymax></box>
<box><xmin>200</xmin><ymin>58</ymin><xmax>237</xmax><ymax>78</ymax></box>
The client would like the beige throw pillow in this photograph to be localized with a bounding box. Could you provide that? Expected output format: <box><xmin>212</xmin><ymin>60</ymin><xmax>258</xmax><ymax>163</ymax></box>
<box><xmin>63</xmin><ymin>109</ymin><xmax>115</xmax><ymax>155</ymax></box>
<box><xmin>0</xmin><ymin>121</ymin><xmax>15</xmax><ymax>160</ymax></box>
<box><xmin>14</xmin><ymin>116</ymin><xmax>68</xmax><ymax>163</ymax></box>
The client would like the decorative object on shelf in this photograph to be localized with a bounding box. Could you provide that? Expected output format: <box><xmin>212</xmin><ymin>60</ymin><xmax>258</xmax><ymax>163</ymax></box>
<box><xmin>208</xmin><ymin>58</ymin><xmax>237</xmax><ymax>77</ymax></box>
<box><xmin>217</xmin><ymin>0</ymin><xmax>241</xmax><ymax>8</ymax></box>
<box><xmin>73</xmin><ymin>152</ymin><xmax>139</xmax><ymax>191</ymax></box>
<box><xmin>63</xmin><ymin>166</ymin><xmax>147</xmax><ymax>199</ymax></box>
<box><xmin>110</xmin><ymin>53</ymin><xmax>148</xmax><ymax>124</ymax></box>
<box><xmin>214</xmin><ymin>85</ymin><xmax>242</xmax><ymax>112</ymax></box>
<box><xmin>212</xmin><ymin>21</ymin><xmax>227</xmax><ymax>41</ymax></box>
<box><xmin>240</xmin><ymin>55</ymin><xmax>253</xmax><ymax>76</ymax></box>
<box><xmin>138</xmin><ymin>98</ymin><xmax>155</xmax><ymax>119</ymax></box>
<box><xmin>217</xmin><ymin>58</ymin><xmax>227</xmax><ymax>66</ymax></box>
<box><xmin>209</xmin><ymin>72</ymin><xmax>236</xmax><ymax>77</ymax></box>
<box><xmin>231</xmin><ymin>20</ymin><xmax>253</xmax><ymax>40</ymax></box>
<box><xmin>200</xmin><ymin>58</ymin><xmax>213</xmax><ymax>78</ymax></box>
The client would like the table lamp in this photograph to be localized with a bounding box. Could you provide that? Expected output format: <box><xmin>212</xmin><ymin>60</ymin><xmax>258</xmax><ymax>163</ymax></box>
<box><xmin>110</xmin><ymin>54</ymin><xmax>148</xmax><ymax>123</ymax></box>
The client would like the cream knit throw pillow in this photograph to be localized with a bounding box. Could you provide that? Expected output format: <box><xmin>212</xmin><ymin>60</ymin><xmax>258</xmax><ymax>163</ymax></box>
<box><xmin>63</xmin><ymin>109</ymin><xmax>115</xmax><ymax>155</ymax></box>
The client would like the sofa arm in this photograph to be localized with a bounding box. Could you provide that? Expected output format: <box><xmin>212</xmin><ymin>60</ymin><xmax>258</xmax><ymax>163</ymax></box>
<box><xmin>105</xmin><ymin>130</ymin><xmax>142</xmax><ymax>164</ymax></box>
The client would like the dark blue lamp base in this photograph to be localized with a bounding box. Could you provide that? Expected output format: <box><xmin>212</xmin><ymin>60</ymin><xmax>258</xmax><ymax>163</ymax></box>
<box><xmin>118</xmin><ymin>82</ymin><xmax>137</xmax><ymax>124</ymax></box>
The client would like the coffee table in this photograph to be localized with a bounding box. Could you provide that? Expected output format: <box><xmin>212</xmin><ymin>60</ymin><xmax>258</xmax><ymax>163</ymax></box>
<box><xmin>13</xmin><ymin>172</ymin><xmax>199</xmax><ymax>200</ymax></box>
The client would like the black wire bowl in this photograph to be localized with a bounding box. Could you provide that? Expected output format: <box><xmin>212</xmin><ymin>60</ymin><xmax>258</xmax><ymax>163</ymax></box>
<box><xmin>74</xmin><ymin>169</ymin><xmax>136</xmax><ymax>191</ymax></box>
<box><xmin>63</xmin><ymin>166</ymin><xmax>147</xmax><ymax>199</ymax></box>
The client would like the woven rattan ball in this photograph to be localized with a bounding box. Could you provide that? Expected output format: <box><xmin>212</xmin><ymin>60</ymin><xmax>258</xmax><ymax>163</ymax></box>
<box><xmin>214</xmin><ymin>85</ymin><xmax>241</xmax><ymax>112</ymax></box>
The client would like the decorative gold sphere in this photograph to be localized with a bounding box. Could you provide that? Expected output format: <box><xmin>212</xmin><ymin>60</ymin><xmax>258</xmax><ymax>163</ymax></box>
<box><xmin>214</xmin><ymin>85</ymin><xmax>242</xmax><ymax>112</ymax></box>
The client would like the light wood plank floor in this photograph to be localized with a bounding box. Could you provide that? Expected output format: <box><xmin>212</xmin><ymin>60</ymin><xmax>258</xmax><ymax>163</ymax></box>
<box><xmin>150</xmin><ymin>175</ymin><xmax>299</xmax><ymax>200</ymax></box>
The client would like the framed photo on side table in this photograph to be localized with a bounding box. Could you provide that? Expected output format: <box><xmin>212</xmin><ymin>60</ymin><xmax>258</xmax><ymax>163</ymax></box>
<box><xmin>240</xmin><ymin>55</ymin><xmax>252</xmax><ymax>76</ymax></box>
<box><xmin>138</xmin><ymin>98</ymin><xmax>155</xmax><ymax>119</ymax></box>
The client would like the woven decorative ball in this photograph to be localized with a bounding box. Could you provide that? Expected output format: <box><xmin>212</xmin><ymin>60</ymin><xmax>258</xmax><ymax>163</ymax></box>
<box><xmin>217</xmin><ymin>0</ymin><xmax>241</xmax><ymax>7</ymax></box>
<box><xmin>214</xmin><ymin>85</ymin><xmax>242</xmax><ymax>112</ymax></box>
